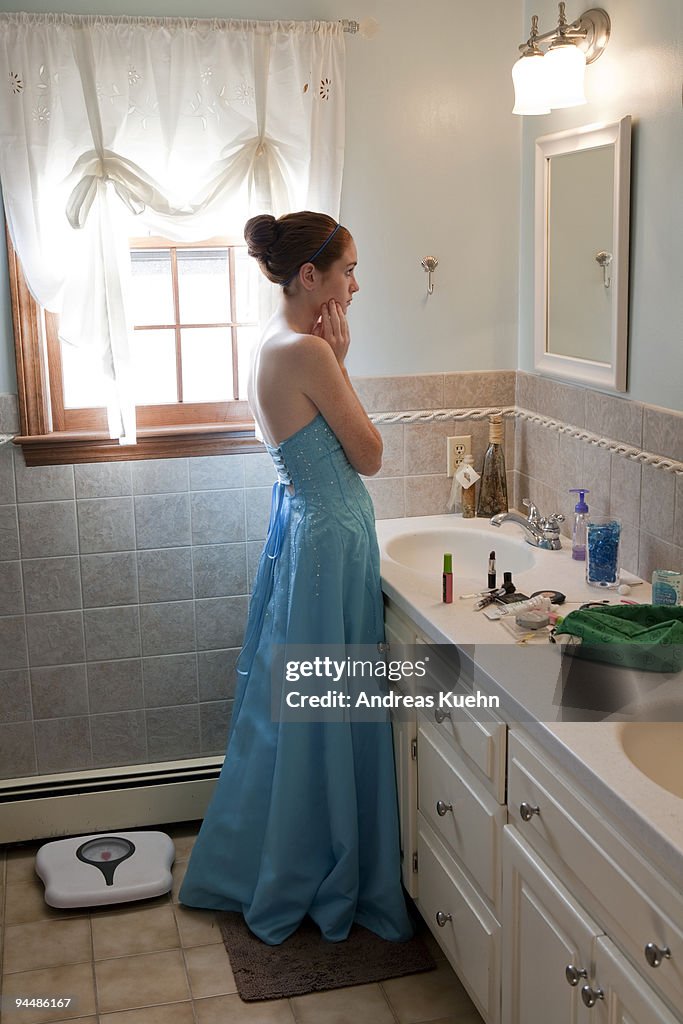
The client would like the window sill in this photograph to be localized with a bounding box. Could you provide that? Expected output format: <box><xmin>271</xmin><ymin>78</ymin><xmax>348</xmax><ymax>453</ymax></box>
<box><xmin>14</xmin><ymin>422</ymin><xmax>263</xmax><ymax>466</ymax></box>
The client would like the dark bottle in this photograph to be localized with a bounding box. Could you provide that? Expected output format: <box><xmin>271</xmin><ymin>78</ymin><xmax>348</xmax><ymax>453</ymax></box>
<box><xmin>476</xmin><ymin>414</ymin><xmax>508</xmax><ymax>518</ymax></box>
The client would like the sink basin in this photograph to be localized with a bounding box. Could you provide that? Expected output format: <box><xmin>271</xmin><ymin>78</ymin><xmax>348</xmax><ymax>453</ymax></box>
<box><xmin>620</xmin><ymin>723</ymin><xmax>683</xmax><ymax>799</ymax></box>
<box><xmin>383</xmin><ymin>526</ymin><xmax>536</xmax><ymax>579</ymax></box>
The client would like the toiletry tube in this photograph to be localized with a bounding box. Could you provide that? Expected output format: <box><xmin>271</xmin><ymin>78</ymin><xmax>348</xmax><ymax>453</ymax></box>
<box><xmin>488</xmin><ymin>551</ymin><xmax>496</xmax><ymax>590</ymax></box>
<box><xmin>443</xmin><ymin>553</ymin><xmax>453</xmax><ymax>604</ymax></box>
<box><xmin>497</xmin><ymin>595</ymin><xmax>551</xmax><ymax>617</ymax></box>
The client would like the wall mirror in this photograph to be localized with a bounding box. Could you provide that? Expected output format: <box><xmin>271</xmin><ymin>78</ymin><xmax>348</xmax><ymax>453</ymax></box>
<box><xmin>534</xmin><ymin>115</ymin><xmax>631</xmax><ymax>391</ymax></box>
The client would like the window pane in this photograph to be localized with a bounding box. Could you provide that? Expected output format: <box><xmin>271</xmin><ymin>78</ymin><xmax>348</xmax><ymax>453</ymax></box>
<box><xmin>234</xmin><ymin>247</ymin><xmax>259</xmax><ymax>323</ymax></box>
<box><xmin>236</xmin><ymin>325</ymin><xmax>260</xmax><ymax>399</ymax></box>
<box><xmin>132</xmin><ymin>329</ymin><xmax>178</xmax><ymax>404</ymax></box>
<box><xmin>129</xmin><ymin>250</ymin><xmax>174</xmax><ymax>326</ymax></box>
<box><xmin>177</xmin><ymin>249</ymin><xmax>230</xmax><ymax>325</ymax></box>
<box><xmin>181</xmin><ymin>327</ymin><xmax>233</xmax><ymax>402</ymax></box>
<box><xmin>61</xmin><ymin>340</ymin><xmax>109</xmax><ymax>409</ymax></box>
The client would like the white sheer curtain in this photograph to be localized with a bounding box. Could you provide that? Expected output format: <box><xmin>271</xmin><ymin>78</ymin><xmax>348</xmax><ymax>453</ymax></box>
<box><xmin>0</xmin><ymin>14</ymin><xmax>346</xmax><ymax>442</ymax></box>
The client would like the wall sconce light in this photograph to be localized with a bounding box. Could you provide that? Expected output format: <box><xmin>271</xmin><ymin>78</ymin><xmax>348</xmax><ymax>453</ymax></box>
<box><xmin>512</xmin><ymin>3</ymin><xmax>611</xmax><ymax>115</ymax></box>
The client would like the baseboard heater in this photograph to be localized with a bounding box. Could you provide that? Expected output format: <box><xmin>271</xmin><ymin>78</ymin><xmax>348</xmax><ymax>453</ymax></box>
<box><xmin>0</xmin><ymin>757</ymin><xmax>224</xmax><ymax>845</ymax></box>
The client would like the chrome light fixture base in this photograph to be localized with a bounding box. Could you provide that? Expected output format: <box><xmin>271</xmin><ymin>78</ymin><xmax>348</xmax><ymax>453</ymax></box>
<box><xmin>576</xmin><ymin>8</ymin><xmax>611</xmax><ymax>64</ymax></box>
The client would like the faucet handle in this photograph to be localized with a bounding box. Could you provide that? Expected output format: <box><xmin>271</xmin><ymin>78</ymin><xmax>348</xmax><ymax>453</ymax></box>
<box><xmin>541</xmin><ymin>513</ymin><xmax>565</xmax><ymax>533</ymax></box>
<box><xmin>522</xmin><ymin>498</ymin><xmax>540</xmax><ymax>523</ymax></box>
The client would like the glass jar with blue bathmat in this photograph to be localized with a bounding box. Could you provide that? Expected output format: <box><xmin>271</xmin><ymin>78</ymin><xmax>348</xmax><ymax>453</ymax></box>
<box><xmin>586</xmin><ymin>516</ymin><xmax>621</xmax><ymax>588</ymax></box>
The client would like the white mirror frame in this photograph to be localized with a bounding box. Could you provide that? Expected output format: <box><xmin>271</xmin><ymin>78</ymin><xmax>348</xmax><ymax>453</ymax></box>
<box><xmin>534</xmin><ymin>115</ymin><xmax>631</xmax><ymax>391</ymax></box>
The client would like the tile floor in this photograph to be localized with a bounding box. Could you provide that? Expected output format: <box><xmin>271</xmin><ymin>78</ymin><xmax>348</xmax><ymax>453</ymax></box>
<box><xmin>0</xmin><ymin>822</ymin><xmax>484</xmax><ymax>1024</ymax></box>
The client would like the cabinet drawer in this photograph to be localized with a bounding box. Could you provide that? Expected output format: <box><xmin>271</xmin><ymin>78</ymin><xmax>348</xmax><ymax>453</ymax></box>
<box><xmin>418</xmin><ymin>817</ymin><xmax>500</xmax><ymax>1024</ymax></box>
<box><xmin>419</xmin><ymin>721</ymin><xmax>505</xmax><ymax>911</ymax></box>
<box><xmin>508</xmin><ymin>730</ymin><xmax>683</xmax><ymax>1014</ymax></box>
<box><xmin>418</xmin><ymin>640</ymin><xmax>507</xmax><ymax>803</ymax></box>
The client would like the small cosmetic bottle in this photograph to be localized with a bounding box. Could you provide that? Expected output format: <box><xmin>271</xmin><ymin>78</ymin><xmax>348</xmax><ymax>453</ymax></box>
<box><xmin>442</xmin><ymin>553</ymin><xmax>453</xmax><ymax>603</ymax></box>
<box><xmin>488</xmin><ymin>550</ymin><xmax>496</xmax><ymax>590</ymax></box>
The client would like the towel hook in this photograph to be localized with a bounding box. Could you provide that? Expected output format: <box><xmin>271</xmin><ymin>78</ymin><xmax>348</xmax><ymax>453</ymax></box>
<box><xmin>421</xmin><ymin>256</ymin><xmax>438</xmax><ymax>295</ymax></box>
<box><xmin>595</xmin><ymin>250</ymin><xmax>612</xmax><ymax>288</ymax></box>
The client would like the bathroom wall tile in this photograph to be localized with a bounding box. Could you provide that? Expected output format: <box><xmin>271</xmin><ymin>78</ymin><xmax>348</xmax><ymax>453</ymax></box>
<box><xmin>18</xmin><ymin>500</ymin><xmax>78</xmax><ymax>558</ymax></box>
<box><xmin>131</xmin><ymin>458</ymin><xmax>189</xmax><ymax>495</ymax></box>
<box><xmin>364</xmin><ymin>476</ymin><xmax>405</xmax><ymax>520</ymax></box>
<box><xmin>0</xmin><ymin>445</ymin><xmax>15</xmax><ymax>504</ymax></box>
<box><xmin>26</xmin><ymin>610</ymin><xmax>85</xmax><ymax>667</ymax></box>
<box><xmin>0</xmin><ymin>505</ymin><xmax>20</xmax><ymax>560</ymax></box>
<box><xmin>34</xmin><ymin>716</ymin><xmax>92</xmax><ymax>774</ymax></box>
<box><xmin>197</xmin><ymin>649</ymin><xmax>238</xmax><ymax>701</ymax></box>
<box><xmin>638</xmin><ymin>533</ymin><xmax>682</xmax><ymax>582</ymax></box>
<box><xmin>443</xmin><ymin>370</ymin><xmax>516</xmax><ymax>409</ymax></box>
<box><xmin>74</xmin><ymin>460</ymin><xmax>133</xmax><ymax>498</ymax></box>
<box><xmin>244</xmin><ymin>486</ymin><xmax>272</xmax><ymax>542</ymax></box>
<box><xmin>140</xmin><ymin>600</ymin><xmax>196</xmax><ymax>656</ymax></box>
<box><xmin>200</xmin><ymin>700</ymin><xmax>231</xmax><ymax>753</ymax></box>
<box><xmin>376</xmin><ymin>422</ymin><xmax>404</xmax><ymax>477</ymax></box>
<box><xmin>674</xmin><ymin>473</ymin><xmax>683</xmax><ymax>550</ymax></box>
<box><xmin>192</xmin><ymin>543</ymin><xmax>248</xmax><ymax>599</ymax></box>
<box><xmin>352</xmin><ymin>374</ymin><xmax>444</xmax><ymax>413</ymax></box>
<box><xmin>137</xmin><ymin>547</ymin><xmax>194</xmax><ymax>603</ymax></box>
<box><xmin>404</xmin><ymin>422</ymin><xmax>450</xmax><ymax>476</ymax></box>
<box><xmin>143</xmin><ymin>653</ymin><xmax>198</xmax><ymax>707</ymax></box>
<box><xmin>581</xmin><ymin>444</ymin><xmax>612</xmax><ymax>514</ymax></box>
<box><xmin>31</xmin><ymin>664</ymin><xmax>88</xmax><ymax>718</ymax></box>
<box><xmin>88</xmin><ymin>659</ymin><xmax>143</xmax><ymax>714</ymax></box>
<box><xmin>584</xmin><ymin>392</ymin><xmax>643</xmax><ymax>447</ymax></box>
<box><xmin>516</xmin><ymin>419</ymin><xmax>560</xmax><ymax>492</ymax></box>
<box><xmin>244</xmin><ymin>451</ymin><xmax>277</xmax><ymax>488</ymax></box>
<box><xmin>515</xmin><ymin>371</ymin><xmax>537</xmax><ymax>411</ymax></box>
<box><xmin>195</xmin><ymin>596</ymin><xmax>248</xmax><ymax>651</ymax></box>
<box><xmin>0</xmin><ymin>392</ymin><xmax>19</xmax><ymax>433</ymax></box>
<box><xmin>146</xmin><ymin>706</ymin><xmax>201</xmax><ymax>761</ymax></box>
<box><xmin>77</xmin><ymin>496</ymin><xmax>136</xmax><ymax>553</ymax></box>
<box><xmin>618</xmin><ymin>522</ymin><xmax>640</xmax><ymax>576</ymax></box>
<box><xmin>81</xmin><ymin>551</ymin><xmax>138</xmax><ymax>608</ymax></box>
<box><xmin>0</xmin><ymin>616</ymin><xmax>28</xmax><ymax>669</ymax></box>
<box><xmin>15</xmin><ymin>462</ymin><xmax>75</xmax><ymax>504</ymax></box>
<box><xmin>191</xmin><ymin>454</ymin><xmax>245</xmax><ymax>490</ymax></box>
<box><xmin>84</xmin><ymin>606</ymin><xmax>141</xmax><ymax>662</ymax></box>
<box><xmin>639</xmin><ymin>463</ymin><xmax>675</xmax><ymax>543</ymax></box>
<box><xmin>90</xmin><ymin>710</ymin><xmax>147</xmax><ymax>768</ymax></box>
<box><xmin>22</xmin><ymin>556</ymin><xmax>81</xmax><ymax>613</ymax></box>
<box><xmin>404</xmin><ymin>475</ymin><xmax>452</xmax><ymax>517</ymax></box>
<box><xmin>609</xmin><ymin>455</ymin><xmax>642</xmax><ymax>526</ymax></box>
<box><xmin>0</xmin><ymin>669</ymin><xmax>31</xmax><ymax>723</ymax></box>
<box><xmin>0</xmin><ymin>722</ymin><xmax>36</xmax><ymax>777</ymax></box>
<box><xmin>539</xmin><ymin>378</ymin><xmax>586</xmax><ymax>427</ymax></box>
<box><xmin>191</xmin><ymin>489</ymin><xmax>246</xmax><ymax>546</ymax></box>
<box><xmin>643</xmin><ymin>405</ymin><xmax>683</xmax><ymax>463</ymax></box>
<box><xmin>135</xmin><ymin>493</ymin><xmax>191</xmax><ymax>549</ymax></box>
<box><xmin>0</xmin><ymin>561</ymin><xmax>23</xmax><ymax>615</ymax></box>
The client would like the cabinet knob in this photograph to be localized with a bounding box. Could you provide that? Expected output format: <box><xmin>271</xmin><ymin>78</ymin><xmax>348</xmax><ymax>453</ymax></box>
<box><xmin>435</xmin><ymin>910</ymin><xmax>452</xmax><ymax>928</ymax></box>
<box><xmin>519</xmin><ymin>801</ymin><xmax>540</xmax><ymax>822</ymax></box>
<box><xmin>580</xmin><ymin>984</ymin><xmax>604</xmax><ymax>1008</ymax></box>
<box><xmin>434</xmin><ymin>708</ymin><xmax>451</xmax><ymax>724</ymax></box>
<box><xmin>644</xmin><ymin>942</ymin><xmax>672</xmax><ymax>968</ymax></box>
<box><xmin>436</xmin><ymin>799</ymin><xmax>453</xmax><ymax>817</ymax></box>
<box><xmin>565</xmin><ymin>964</ymin><xmax>588</xmax><ymax>987</ymax></box>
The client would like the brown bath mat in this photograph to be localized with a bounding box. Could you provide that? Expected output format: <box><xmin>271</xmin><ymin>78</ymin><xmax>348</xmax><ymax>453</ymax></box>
<box><xmin>217</xmin><ymin>911</ymin><xmax>436</xmax><ymax>1001</ymax></box>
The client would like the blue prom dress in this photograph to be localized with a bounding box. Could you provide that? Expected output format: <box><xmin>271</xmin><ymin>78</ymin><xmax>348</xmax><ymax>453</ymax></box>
<box><xmin>179</xmin><ymin>413</ymin><xmax>413</xmax><ymax>945</ymax></box>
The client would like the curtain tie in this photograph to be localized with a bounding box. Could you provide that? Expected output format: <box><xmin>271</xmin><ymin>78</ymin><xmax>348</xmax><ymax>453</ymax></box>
<box><xmin>65</xmin><ymin>149</ymin><xmax>179</xmax><ymax>229</ymax></box>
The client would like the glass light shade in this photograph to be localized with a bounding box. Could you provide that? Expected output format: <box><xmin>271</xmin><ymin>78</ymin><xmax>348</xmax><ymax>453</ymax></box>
<box><xmin>512</xmin><ymin>52</ymin><xmax>550</xmax><ymax>115</ymax></box>
<box><xmin>544</xmin><ymin>42</ymin><xmax>587</xmax><ymax>108</ymax></box>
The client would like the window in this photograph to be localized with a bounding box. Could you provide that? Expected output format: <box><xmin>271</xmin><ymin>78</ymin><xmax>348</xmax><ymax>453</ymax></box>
<box><xmin>8</xmin><ymin>231</ymin><xmax>263</xmax><ymax>466</ymax></box>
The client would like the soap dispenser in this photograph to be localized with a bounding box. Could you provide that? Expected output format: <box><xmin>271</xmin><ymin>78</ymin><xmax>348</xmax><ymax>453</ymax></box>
<box><xmin>569</xmin><ymin>488</ymin><xmax>590</xmax><ymax>561</ymax></box>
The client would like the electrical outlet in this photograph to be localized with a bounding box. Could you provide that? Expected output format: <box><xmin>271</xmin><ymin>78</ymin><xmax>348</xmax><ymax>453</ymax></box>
<box><xmin>447</xmin><ymin>435</ymin><xmax>472</xmax><ymax>477</ymax></box>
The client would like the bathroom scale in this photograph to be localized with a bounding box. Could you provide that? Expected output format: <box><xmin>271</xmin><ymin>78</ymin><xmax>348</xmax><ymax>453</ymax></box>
<box><xmin>35</xmin><ymin>830</ymin><xmax>175</xmax><ymax>908</ymax></box>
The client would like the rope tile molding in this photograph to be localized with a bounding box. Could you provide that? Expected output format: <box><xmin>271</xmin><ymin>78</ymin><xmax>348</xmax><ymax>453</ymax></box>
<box><xmin>370</xmin><ymin>406</ymin><xmax>683</xmax><ymax>477</ymax></box>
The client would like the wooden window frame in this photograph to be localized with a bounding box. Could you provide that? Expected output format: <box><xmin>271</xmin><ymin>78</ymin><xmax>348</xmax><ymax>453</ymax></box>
<box><xmin>7</xmin><ymin>228</ymin><xmax>262</xmax><ymax>466</ymax></box>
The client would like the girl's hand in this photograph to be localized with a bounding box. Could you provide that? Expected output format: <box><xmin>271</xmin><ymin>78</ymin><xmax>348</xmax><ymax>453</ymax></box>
<box><xmin>312</xmin><ymin>301</ymin><xmax>350</xmax><ymax>366</ymax></box>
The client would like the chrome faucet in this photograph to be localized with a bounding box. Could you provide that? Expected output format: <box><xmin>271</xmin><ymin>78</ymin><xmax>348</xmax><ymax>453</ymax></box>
<box><xmin>490</xmin><ymin>499</ymin><xmax>565</xmax><ymax>550</ymax></box>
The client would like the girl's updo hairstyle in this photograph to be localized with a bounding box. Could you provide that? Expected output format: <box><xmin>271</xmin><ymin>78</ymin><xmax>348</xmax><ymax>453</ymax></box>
<box><xmin>244</xmin><ymin>211</ymin><xmax>350</xmax><ymax>292</ymax></box>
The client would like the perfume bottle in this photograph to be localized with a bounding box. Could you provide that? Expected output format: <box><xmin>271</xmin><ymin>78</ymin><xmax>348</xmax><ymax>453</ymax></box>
<box><xmin>476</xmin><ymin>414</ymin><xmax>508</xmax><ymax>518</ymax></box>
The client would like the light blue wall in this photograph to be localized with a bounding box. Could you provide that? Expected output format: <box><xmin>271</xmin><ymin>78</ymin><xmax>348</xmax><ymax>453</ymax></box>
<box><xmin>0</xmin><ymin>0</ymin><xmax>522</xmax><ymax>388</ymax></box>
<box><xmin>518</xmin><ymin>0</ymin><xmax>683</xmax><ymax>412</ymax></box>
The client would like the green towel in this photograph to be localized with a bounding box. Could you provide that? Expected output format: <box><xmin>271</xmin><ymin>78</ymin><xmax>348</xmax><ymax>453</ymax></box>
<box><xmin>554</xmin><ymin>604</ymin><xmax>683</xmax><ymax>673</ymax></box>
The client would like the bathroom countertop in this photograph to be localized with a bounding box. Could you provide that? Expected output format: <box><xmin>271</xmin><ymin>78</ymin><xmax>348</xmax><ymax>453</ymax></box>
<box><xmin>376</xmin><ymin>513</ymin><xmax>683</xmax><ymax>893</ymax></box>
